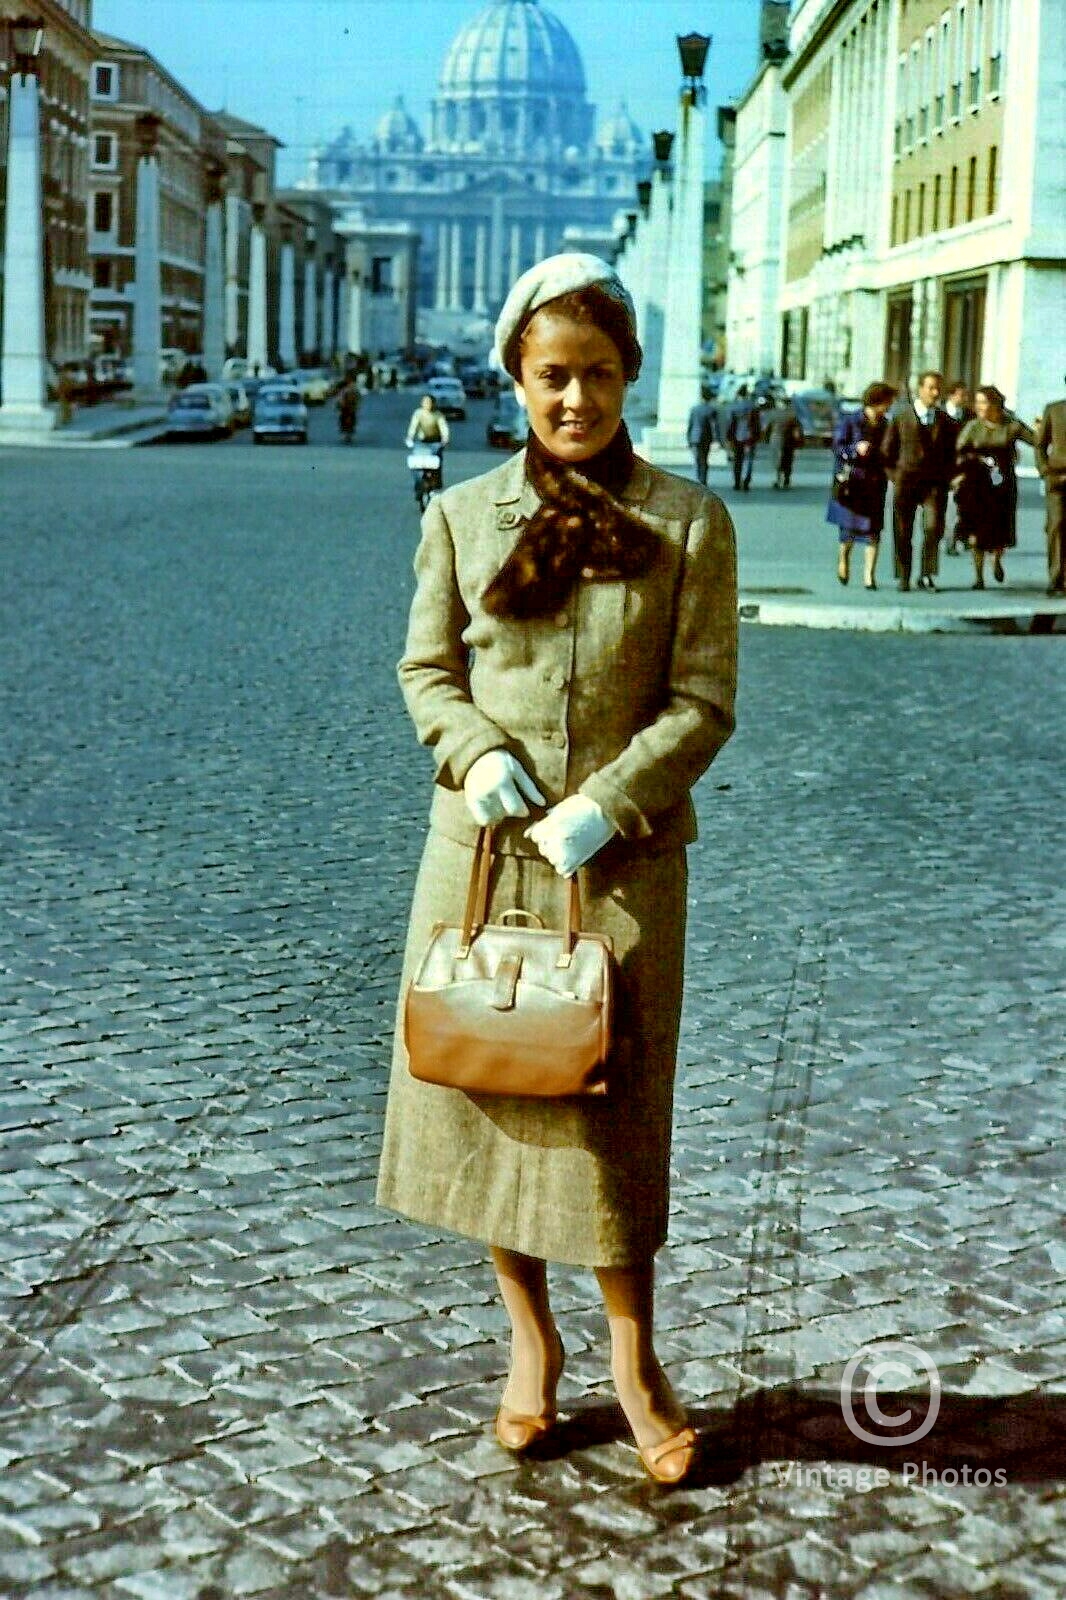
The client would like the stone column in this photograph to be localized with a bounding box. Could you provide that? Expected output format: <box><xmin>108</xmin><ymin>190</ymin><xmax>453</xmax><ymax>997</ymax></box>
<box><xmin>131</xmin><ymin>112</ymin><xmax>164</xmax><ymax>404</ymax></box>
<box><xmin>642</xmin><ymin>70</ymin><xmax>708</xmax><ymax>465</ymax></box>
<box><xmin>534</xmin><ymin>221</ymin><xmax>547</xmax><ymax>263</ymax></box>
<box><xmin>224</xmin><ymin>191</ymin><xmax>242</xmax><ymax>351</ymax></box>
<box><xmin>0</xmin><ymin>60</ymin><xmax>54</xmax><ymax>432</ymax></box>
<box><xmin>202</xmin><ymin>159</ymin><xmax>226</xmax><ymax>380</ymax></box>
<box><xmin>435</xmin><ymin>220</ymin><xmax>449</xmax><ymax>310</ymax></box>
<box><xmin>320</xmin><ymin>263</ymin><xmax>335</xmax><ymax>359</ymax></box>
<box><xmin>338</xmin><ymin>265</ymin><xmax>352</xmax><ymax>356</ymax></box>
<box><xmin>489</xmin><ymin>193</ymin><xmax>505</xmax><ymax>309</ymax></box>
<box><xmin>246</xmin><ymin>202</ymin><xmax>269</xmax><ymax>370</ymax></box>
<box><xmin>449</xmin><ymin>221</ymin><xmax>463</xmax><ymax>310</ymax></box>
<box><xmin>509</xmin><ymin>222</ymin><xmax>522</xmax><ymax>286</ymax></box>
<box><xmin>348</xmin><ymin>262</ymin><xmax>364</xmax><ymax>356</ymax></box>
<box><xmin>473</xmin><ymin>221</ymin><xmax>488</xmax><ymax>313</ymax></box>
<box><xmin>630</xmin><ymin>137</ymin><xmax>674</xmax><ymax>421</ymax></box>
<box><xmin>278</xmin><ymin>228</ymin><xmax>297</xmax><ymax>369</ymax></box>
<box><xmin>302</xmin><ymin>248</ymin><xmax>318</xmax><ymax>359</ymax></box>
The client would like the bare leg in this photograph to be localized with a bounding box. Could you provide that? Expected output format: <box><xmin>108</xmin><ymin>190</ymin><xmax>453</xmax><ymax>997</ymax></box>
<box><xmin>596</xmin><ymin>1261</ymin><xmax>691</xmax><ymax>1475</ymax></box>
<box><xmin>490</xmin><ymin>1247</ymin><xmax>563</xmax><ymax>1428</ymax></box>
<box><xmin>973</xmin><ymin>548</ymin><xmax>986</xmax><ymax>587</ymax></box>
<box><xmin>837</xmin><ymin>541</ymin><xmax>852</xmax><ymax>583</ymax></box>
<box><xmin>864</xmin><ymin>542</ymin><xmax>878</xmax><ymax>586</ymax></box>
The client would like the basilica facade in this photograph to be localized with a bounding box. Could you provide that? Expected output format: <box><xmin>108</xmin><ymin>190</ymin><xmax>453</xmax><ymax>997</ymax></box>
<box><xmin>300</xmin><ymin>0</ymin><xmax>650</xmax><ymax>341</ymax></box>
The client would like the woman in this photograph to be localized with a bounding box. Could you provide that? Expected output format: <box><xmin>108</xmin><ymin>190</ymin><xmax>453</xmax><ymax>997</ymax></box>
<box><xmin>826</xmin><ymin>382</ymin><xmax>896</xmax><ymax>590</ymax></box>
<box><xmin>770</xmin><ymin>400</ymin><xmax>803</xmax><ymax>491</ymax></box>
<box><xmin>376</xmin><ymin>253</ymin><xmax>738</xmax><ymax>1485</ymax></box>
<box><xmin>954</xmin><ymin>385</ymin><xmax>1036</xmax><ymax>588</ymax></box>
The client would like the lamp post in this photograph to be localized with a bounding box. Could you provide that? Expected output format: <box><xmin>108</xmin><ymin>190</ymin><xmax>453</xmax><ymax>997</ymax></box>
<box><xmin>0</xmin><ymin>14</ymin><xmax>54</xmax><ymax>435</ymax></box>
<box><xmin>642</xmin><ymin>33</ymin><xmax>712</xmax><ymax>465</ymax></box>
<box><xmin>131</xmin><ymin>111</ymin><xmax>164</xmax><ymax>402</ymax></box>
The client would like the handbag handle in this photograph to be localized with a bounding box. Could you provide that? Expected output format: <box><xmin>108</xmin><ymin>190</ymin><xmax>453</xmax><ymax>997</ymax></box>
<box><xmin>458</xmin><ymin>825</ymin><xmax>581</xmax><ymax>959</ymax></box>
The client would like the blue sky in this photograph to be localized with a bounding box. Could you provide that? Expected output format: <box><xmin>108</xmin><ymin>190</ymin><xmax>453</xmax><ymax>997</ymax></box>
<box><xmin>93</xmin><ymin>0</ymin><xmax>762</xmax><ymax>185</ymax></box>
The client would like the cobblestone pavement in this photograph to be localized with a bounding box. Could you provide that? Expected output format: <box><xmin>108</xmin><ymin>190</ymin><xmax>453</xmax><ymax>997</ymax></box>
<box><xmin>1</xmin><ymin>393</ymin><xmax>1063</xmax><ymax>1599</ymax></box>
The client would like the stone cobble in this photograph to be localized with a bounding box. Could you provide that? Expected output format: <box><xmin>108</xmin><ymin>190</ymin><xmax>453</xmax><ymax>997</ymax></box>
<box><xmin>0</xmin><ymin>398</ymin><xmax>1063</xmax><ymax>1597</ymax></box>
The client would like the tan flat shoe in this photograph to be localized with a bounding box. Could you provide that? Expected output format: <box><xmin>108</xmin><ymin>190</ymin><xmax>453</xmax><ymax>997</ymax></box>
<box><xmin>638</xmin><ymin>1424</ymin><xmax>698</xmax><ymax>1484</ymax></box>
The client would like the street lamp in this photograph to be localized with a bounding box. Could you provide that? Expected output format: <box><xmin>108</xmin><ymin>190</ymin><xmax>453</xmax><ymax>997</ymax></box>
<box><xmin>10</xmin><ymin>14</ymin><xmax>44</xmax><ymax>74</ymax></box>
<box><xmin>652</xmin><ymin>130</ymin><xmax>675</xmax><ymax>168</ymax></box>
<box><xmin>636</xmin><ymin>179</ymin><xmax>652</xmax><ymax>215</ymax></box>
<box><xmin>677</xmin><ymin>32</ymin><xmax>711</xmax><ymax>84</ymax></box>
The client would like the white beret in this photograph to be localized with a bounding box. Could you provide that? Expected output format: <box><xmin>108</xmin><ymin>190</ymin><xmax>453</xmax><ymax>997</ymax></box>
<box><xmin>493</xmin><ymin>251</ymin><xmax>640</xmax><ymax>381</ymax></box>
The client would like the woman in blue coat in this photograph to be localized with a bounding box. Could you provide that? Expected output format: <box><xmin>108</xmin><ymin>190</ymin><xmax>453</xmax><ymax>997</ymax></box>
<box><xmin>826</xmin><ymin>382</ymin><xmax>896</xmax><ymax>589</ymax></box>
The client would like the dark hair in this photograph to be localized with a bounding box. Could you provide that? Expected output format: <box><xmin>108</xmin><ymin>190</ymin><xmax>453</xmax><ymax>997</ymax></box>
<box><xmin>862</xmin><ymin>381</ymin><xmax>897</xmax><ymax>407</ymax></box>
<box><xmin>947</xmin><ymin>379</ymin><xmax>968</xmax><ymax>394</ymax></box>
<box><xmin>513</xmin><ymin>284</ymin><xmax>642</xmax><ymax>383</ymax></box>
<box><xmin>975</xmin><ymin>383</ymin><xmax>1006</xmax><ymax>409</ymax></box>
<box><xmin>737</xmin><ymin>383</ymin><xmax>749</xmax><ymax>397</ymax></box>
<box><xmin>917</xmin><ymin>369</ymin><xmax>944</xmax><ymax>387</ymax></box>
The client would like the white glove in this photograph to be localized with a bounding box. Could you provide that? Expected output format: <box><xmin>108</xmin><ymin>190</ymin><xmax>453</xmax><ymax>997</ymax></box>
<box><xmin>525</xmin><ymin>794</ymin><xmax>617</xmax><ymax>878</ymax></box>
<box><xmin>463</xmin><ymin>750</ymin><xmax>546</xmax><ymax>825</ymax></box>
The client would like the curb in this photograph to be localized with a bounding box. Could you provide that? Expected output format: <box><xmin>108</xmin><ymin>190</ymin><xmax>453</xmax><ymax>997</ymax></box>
<box><xmin>738</xmin><ymin>597</ymin><xmax>1066</xmax><ymax>635</ymax></box>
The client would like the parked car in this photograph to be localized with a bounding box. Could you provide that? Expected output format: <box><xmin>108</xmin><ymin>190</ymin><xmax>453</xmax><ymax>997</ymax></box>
<box><xmin>166</xmin><ymin>383</ymin><xmax>232</xmax><ymax>439</ymax></box>
<box><xmin>252</xmin><ymin>382</ymin><xmax>308</xmax><ymax>444</ymax></box>
<box><xmin>298</xmin><ymin>368</ymin><xmax>336</xmax><ymax>405</ymax></box>
<box><xmin>223</xmin><ymin>381</ymin><xmax>252</xmax><ymax>427</ymax></box>
<box><xmin>425</xmin><ymin>376</ymin><xmax>466</xmax><ymax>419</ymax></box>
<box><xmin>222</xmin><ymin>356</ymin><xmax>277</xmax><ymax>384</ymax></box>
<box><xmin>790</xmin><ymin>389</ymin><xmax>840</xmax><ymax>447</ymax></box>
<box><xmin>486</xmin><ymin>390</ymin><xmax>527</xmax><ymax>450</ymax></box>
<box><xmin>456</xmin><ymin>360</ymin><xmax>490</xmax><ymax>398</ymax></box>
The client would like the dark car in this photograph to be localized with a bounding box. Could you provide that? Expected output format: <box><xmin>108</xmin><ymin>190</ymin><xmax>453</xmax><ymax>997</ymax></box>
<box><xmin>486</xmin><ymin>391</ymin><xmax>527</xmax><ymax>450</ymax></box>
<box><xmin>789</xmin><ymin>389</ymin><xmax>840</xmax><ymax>447</ymax></box>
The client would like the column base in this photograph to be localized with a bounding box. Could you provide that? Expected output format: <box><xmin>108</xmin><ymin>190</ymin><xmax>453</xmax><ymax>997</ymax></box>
<box><xmin>0</xmin><ymin>403</ymin><xmax>58</xmax><ymax>440</ymax></box>
<box><xmin>639</xmin><ymin>424</ymin><xmax>694</xmax><ymax>467</ymax></box>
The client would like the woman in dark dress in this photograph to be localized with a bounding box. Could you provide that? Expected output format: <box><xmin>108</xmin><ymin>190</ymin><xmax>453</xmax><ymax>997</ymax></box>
<box><xmin>826</xmin><ymin>381</ymin><xmax>896</xmax><ymax>590</ymax></box>
<box><xmin>953</xmin><ymin>384</ymin><xmax>1037</xmax><ymax>588</ymax></box>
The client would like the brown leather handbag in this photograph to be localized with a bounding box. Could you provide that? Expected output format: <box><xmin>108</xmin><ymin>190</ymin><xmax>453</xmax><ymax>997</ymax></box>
<box><xmin>404</xmin><ymin>825</ymin><xmax>615</xmax><ymax>1097</ymax></box>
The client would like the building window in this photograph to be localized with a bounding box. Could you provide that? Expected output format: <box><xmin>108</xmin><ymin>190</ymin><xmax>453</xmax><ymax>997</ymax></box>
<box><xmin>949</xmin><ymin>164</ymin><xmax>959</xmax><ymax>225</ymax></box>
<box><xmin>987</xmin><ymin>144</ymin><xmax>998</xmax><ymax>212</ymax></box>
<box><xmin>93</xmin><ymin>259</ymin><xmax>112</xmax><ymax>289</ymax></box>
<box><xmin>952</xmin><ymin>2</ymin><xmax>965</xmax><ymax>116</ymax></box>
<box><xmin>966</xmin><ymin>155</ymin><xmax>977</xmax><ymax>220</ymax></box>
<box><xmin>918</xmin><ymin>182</ymin><xmax>926</xmax><ymax>234</ymax></box>
<box><xmin>891</xmin><ymin>194</ymin><xmax>899</xmax><ymax>245</ymax></box>
<box><xmin>921</xmin><ymin>31</ymin><xmax>934</xmax><ymax>138</ymax></box>
<box><xmin>969</xmin><ymin>0</ymin><xmax>984</xmax><ymax>105</ymax></box>
<box><xmin>933</xmin><ymin>173</ymin><xmax>942</xmax><ymax>229</ymax></box>
<box><xmin>92</xmin><ymin>132</ymin><xmax>115</xmax><ymax>169</ymax></box>
<box><xmin>907</xmin><ymin>44</ymin><xmax>919</xmax><ymax>146</ymax></box>
<box><xmin>989</xmin><ymin>0</ymin><xmax>1004</xmax><ymax>93</ymax></box>
<box><xmin>936</xmin><ymin>12</ymin><xmax>949</xmax><ymax>128</ymax></box>
<box><xmin>92</xmin><ymin>63</ymin><xmax>117</xmax><ymax>100</ymax></box>
<box><xmin>903</xmin><ymin>189</ymin><xmax>912</xmax><ymax>241</ymax></box>
<box><xmin>93</xmin><ymin>191</ymin><xmax>113</xmax><ymax>233</ymax></box>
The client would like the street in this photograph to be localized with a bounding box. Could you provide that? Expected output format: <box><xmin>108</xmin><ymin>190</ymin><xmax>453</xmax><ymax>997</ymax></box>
<box><xmin>1</xmin><ymin>391</ymin><xmax>1064</xmax><ymax>1599</ymax></box>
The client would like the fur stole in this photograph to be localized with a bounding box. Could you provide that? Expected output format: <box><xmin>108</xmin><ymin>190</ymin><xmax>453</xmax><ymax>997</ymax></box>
<box><xmin>482</xmin><ymin>420</ymin><xmax>662</xmax><ymax>620</ymax></box>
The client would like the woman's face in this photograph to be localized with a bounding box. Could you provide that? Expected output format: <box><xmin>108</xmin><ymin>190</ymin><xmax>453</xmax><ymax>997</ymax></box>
<box><xmin>865</xmin><ymin>401</ymin><xmax>890</xmax><ymax>423</ymax></box>
<box><xmin>515</xmin><ymin>310</ymin><xmax>627</xmax><ymax>462</ymax></box>
<box><xmin>975</xmin><ymin>391</ymin><xmax>1001</xmax><ymax>422</ymax></box>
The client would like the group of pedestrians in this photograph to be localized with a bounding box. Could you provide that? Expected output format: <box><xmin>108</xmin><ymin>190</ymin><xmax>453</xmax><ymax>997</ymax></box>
<box><xmin>686</xmin><ymin>383</ymin><xmax>799</xmax><ymax>494</ymax></box>
<box><xmin>827</xmin><ymin>370</ymin><xmax>1060</xmax><ymax>594</ymax></box>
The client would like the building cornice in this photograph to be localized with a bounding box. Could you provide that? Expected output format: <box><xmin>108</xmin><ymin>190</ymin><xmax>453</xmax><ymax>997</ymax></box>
<box><xmin>781</xmin><ymin>0</ymin><xmax>852</xmax><ymax>89</ymax></box>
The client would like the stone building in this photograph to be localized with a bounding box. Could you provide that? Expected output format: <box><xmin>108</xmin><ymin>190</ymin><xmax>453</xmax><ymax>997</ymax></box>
<box><xmin>87</xmin><ymin>32</ymin><xmax>224</xmax><ymax>356</ymax></box>
<box><xmin>775</xmin><ymin>0</ymin><xmax>1065</xmax><ymax>416</ymax></box>
<box><xmin>302</xmin><ymin>0</ymin><xmax>649</xmax><ymax>343</ymax></box>
<box><xmin>0</xmin><ymin>0</ymin><xmax>95</xmax><ymax>366</ymax></box>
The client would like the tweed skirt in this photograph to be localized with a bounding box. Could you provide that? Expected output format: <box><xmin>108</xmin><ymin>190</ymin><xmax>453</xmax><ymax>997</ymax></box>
<box><xmin>376</xmin><ymin>827</ymin><xmax>688</xmax><ymax>1267</ymax></box>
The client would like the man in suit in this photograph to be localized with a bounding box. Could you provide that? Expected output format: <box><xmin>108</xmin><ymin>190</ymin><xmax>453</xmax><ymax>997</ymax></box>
<box><xmin>943</xmin><ymin>381</ymin><xmax>975</xmax><ymax>553</ymax></box>
<box><xmin>881</xmin><ymin>370</ymin><xmax>958</xmax><ymax>591</ymax></box>
<box><xmin>726</xmin><ymin>386</ymin><xmax>761</xmax><ymax>492</ymax></box>
<box><xmin>1035</xmin><ymin>381</ymin><xmax>1066</xmax><ymax>596</ymax></box>
<box><xmin>686</xmin><ymin>384</ymin><xmax>718</xmax><ymax>485</ymax></box>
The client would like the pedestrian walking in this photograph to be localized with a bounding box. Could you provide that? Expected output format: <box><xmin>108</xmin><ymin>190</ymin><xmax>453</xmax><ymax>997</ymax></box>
<box><xmin>336</xmin><ymin>376</ymin><xmax>360</xmax><ymax>444</ymax></box>
<box><xmin>1035</xmin><ymin>380</ymin><xmax>1066</xmax><ymax>595</ymax></box>
<box><xmin>726</xmin><ymin>385</ymin><xmax>761</xmax><ymax>491</ymax></box>
<box><xmin>826</xmin><ymin>382</ymin><xmax>895</xmax><ymax>590</ymax></box>
<box><xmin>944</xmin><ymin>381</ymin><xmax>976</xmax><ymax>554</ymax></box>
<box><xmin>376</xmin><ymin>251</ymin><xmax>738</xmax><ymax>1486</ymax></box>
<box><xmin>881</xmin><ymin>370</ymin><xmax>958</xmax><ymax>591</ymax></box>
<box><xmin>686</xmin><ymin>383</ymin><xmax>718</xmax><ymax>485</ymax></box>
<box><xmin>953</xmin><ymin>385</ymin><xmax>1037</xmax><ymax>589</ymax></box>
<box><xmin>769</xmin><ymin>401</ymin><xmax>803</xmax><ymax>490</ymax></box>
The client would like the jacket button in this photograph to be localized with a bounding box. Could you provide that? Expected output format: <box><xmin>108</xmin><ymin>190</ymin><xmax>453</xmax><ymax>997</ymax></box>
<box><xmin>547</xmin><ymin>669</ymin><xmax>568</xmax><ymax>689</ymax></box>
<box><xmin>549</xmin><ymin>731</ymin><xmax>567</xmax><ymax>747</ymax></box>
<box><xmin>497</xmin><ymin>508</ymin><xmax>520</xmax><ymax>527</ymax></box>
<box><xmin>554</xmin><ymin>612</ymin><xmax>570</xmax><ymax>628</ymax></box>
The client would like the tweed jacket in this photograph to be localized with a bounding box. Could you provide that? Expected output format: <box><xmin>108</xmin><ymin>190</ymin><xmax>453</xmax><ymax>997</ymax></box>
<box><xmin>1036</xmin><ymin>399</ymin><xmax>1066</xmax><ymax>488</ymax></box>
<box><xmin>397</xmin><ymin>446</ymin><xmax>738</xmax><ymax>858</ymax></box>
<box><xmin>881</xmin><ymin>402</ymin><xmax>958</xmax><ymax>485</ymax></box>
